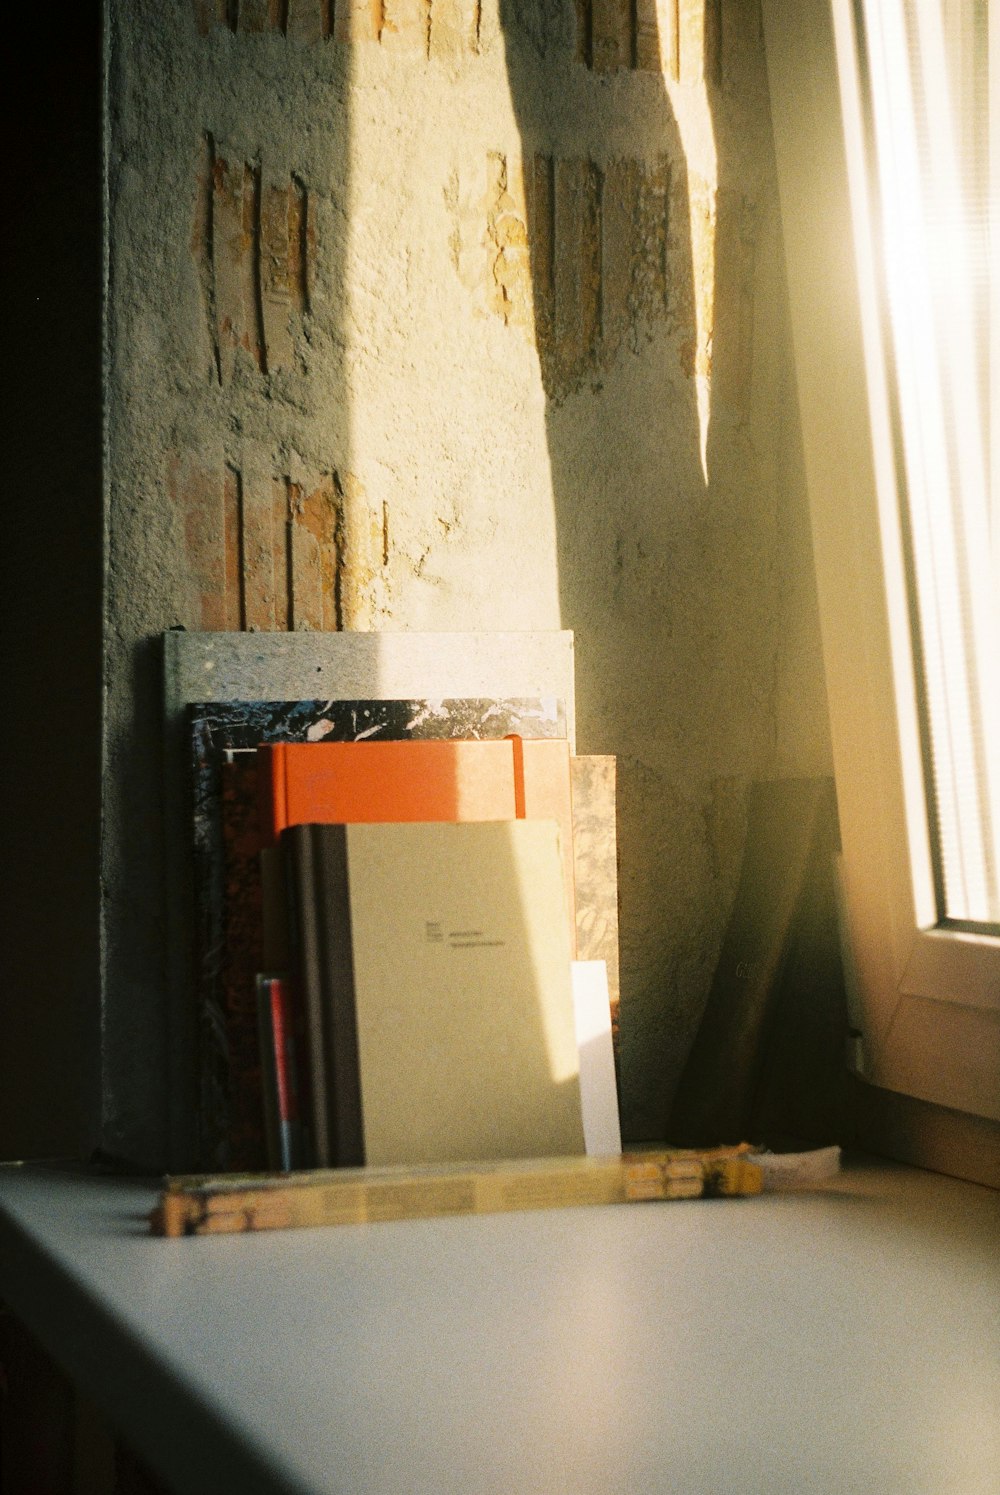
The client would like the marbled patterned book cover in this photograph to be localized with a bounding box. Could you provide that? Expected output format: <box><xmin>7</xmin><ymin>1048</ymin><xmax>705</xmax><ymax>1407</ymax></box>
<box><xmin>190</xmin><ymin>697</ymin><xmax>567</xmax><ymax>1170</ymax></box>
<box><xmin>219</xmin><ymin>756</ymin><xmax>268</xmax><ymax>1171</ymax></box>
<box><xmin>570</xmin><ymin>756</ymin><xmax>621</xmax><ymax>1067</ymax></box>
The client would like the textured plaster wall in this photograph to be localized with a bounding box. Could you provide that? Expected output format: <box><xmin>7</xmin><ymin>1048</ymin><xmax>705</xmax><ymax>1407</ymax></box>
<box><xmin>105</xmin><ymin>0</ymin><xmax>830</xmax><ymax>1163</ymax></box>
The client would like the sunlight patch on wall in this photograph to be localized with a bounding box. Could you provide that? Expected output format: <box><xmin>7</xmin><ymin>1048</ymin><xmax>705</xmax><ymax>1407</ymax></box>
<box><xmin>669</xmin><ymin>76</ymin><xmax>718</xmax><ymax>484</ymax></box>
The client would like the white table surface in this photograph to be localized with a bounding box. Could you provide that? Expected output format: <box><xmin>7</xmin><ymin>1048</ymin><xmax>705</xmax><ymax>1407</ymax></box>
<box><xmin>0</xmin><ymin>1158</ymin><xmax>997</xmax><ymax>1494</ymax></box>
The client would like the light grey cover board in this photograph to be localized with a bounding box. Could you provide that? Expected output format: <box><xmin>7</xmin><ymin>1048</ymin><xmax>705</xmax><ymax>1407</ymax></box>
<box><xmin>163</xmin><ymin>631</ymin><xmax>575</xmax><ymax>747</ymax></box>
<box><xmin>162</xmin><ymin>630</ymin><xmax>575</xmax><ymax>1169</ymax></box>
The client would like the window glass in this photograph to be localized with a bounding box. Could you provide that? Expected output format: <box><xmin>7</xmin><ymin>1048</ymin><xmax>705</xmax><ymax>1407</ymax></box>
<box><xmin>859</xmin><ymin>0</ymin><xmax>1000</xmax><ymax>927</ymax></box>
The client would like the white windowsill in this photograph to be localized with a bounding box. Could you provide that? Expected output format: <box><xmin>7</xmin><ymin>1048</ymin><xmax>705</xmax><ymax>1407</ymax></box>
<box><xmin>0</xmin><ymin>1160</ymin><xmax>997</xmax><ymax>1493</ymax></box>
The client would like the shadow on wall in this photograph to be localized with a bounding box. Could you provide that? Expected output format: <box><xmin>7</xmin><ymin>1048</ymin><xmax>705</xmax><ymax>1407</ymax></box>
<box><xmin>498</xmin><ymin>0</ymin><xmax>774</xmax><ymax>1139</ymax></box>
<box><xmin>102</xmin><ymin>0</ymin><xmax>359</xmax><ymax>1167</ymax></box>
<box><xmin>0</xmin><ymin>5</ymin><xmax>102</xmax><ymax>1160</ymax></box>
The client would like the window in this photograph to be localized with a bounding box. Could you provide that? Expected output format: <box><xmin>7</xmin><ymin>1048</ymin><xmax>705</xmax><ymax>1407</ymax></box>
<box><xmin>860</xmin><ymin>0</ymin><xmax>999</xmax><ymax>931</ymax></box>
<box><xmin>762</xmin><ymin>0</ymin><xmax>1000</xmax><ymax>1121</ymax></box>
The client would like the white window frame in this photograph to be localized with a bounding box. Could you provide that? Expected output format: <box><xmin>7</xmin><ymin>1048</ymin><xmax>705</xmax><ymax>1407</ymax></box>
<box><xmin>761</xmin><ymin>0</ymin><xmax>1000</xmax><ymax>1122</ymax></box>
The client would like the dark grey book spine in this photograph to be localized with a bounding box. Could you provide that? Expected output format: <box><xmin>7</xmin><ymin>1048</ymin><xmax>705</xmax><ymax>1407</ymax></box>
<box><xmin>285</xmin><ymin>824</ymin><xmax>365</xmax><ymax>1168</ymax></box>
<box><xmin>255</xmin><ymin>975</ymin><xmax>282</xmax><ymax>1171</ymax></box>
<box><xmin>310</xmin><ymin>825</ymin><xmax>365</xmax><ymax>1168</ymax></box>
<box><xmin>286</xmin><ymin>824</ymin><xmax>331</xmax><ymax>1167</ymax></box>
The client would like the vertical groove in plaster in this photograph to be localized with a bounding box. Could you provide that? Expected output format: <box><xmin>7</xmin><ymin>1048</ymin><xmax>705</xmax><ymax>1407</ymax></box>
<box><xmin>581</xmin><ymin>160</ymin><xmax>603</xmax><ymax>360</ymax></box>
<box><xmin>288</xmin><ymin>480</ymin><xmax>308</xmax><ymax>632</ymax></box>
<box><xmin>224</xmin><ymin>465</ymin><xmax>243</xmax><ymax>630</ymax></box>
<box><xmin>272</xmin><ymin>477</ymin><xmax>291</xmax><ymax>630</ymax></box>
<box><xmin>290</xmin><ymin>176</ymin><xmax>310</xmax><ymax>317</ymax></box>
<box><xmin>705</xmin><ymin>0</ymin><xmax>722</xmax><ymax>85</ymax></box>
<box><xmin>655</xmin><ymin>161</ymin><xmax>671</xmax><ymax>315</ymax></box>
<box><xmin>574</xmin><ymin>0</ymin><xmax>592</xmax><ymax>65</ymax></box>
<box><xmin>554</xmin><ymin>159</ymin><xmax>583</xmax><ymax>374</ymax></box>
<box><xmin>529</xmin><ymin>154</ymin><xmax>555</xmax><ymax>352</ymax></box>
<box><xmin>194</xmin><ymin>133</ymin><xmax>222</xmax><ymax>384</ymax></box>
<box><xmin>663</xmin><ymin>164</ymin><xmax>672</xmax><ymax>310</ymax></box>
<box><xmin>245</xmin><ymin>162</ymin><xmax>268</xmax><ymax>374</ymax></box>
<box><xmin>213</xmin><ymin>153</ymin><xmax>245</xmax><ymax>382</ymax></box>
<box><xmin>331</xmin><ymin>472</ymin><xmax>347</xmax><ymax>633</ymax></box>
<box><xmin>669</xmin><ymin>0</ymin><xmax>680</xmax><ymax>80</ymax></box>
<box><xmin>283</xmin><ymin>483</ymin><xmax>296</xmax><ymax>628</ymax></box>
<box><xmin>601</xmin><ymin>157</ymin><xmax>630</xmax><ymax>358</ymax></box>
<box><xmin>284</xmin><ymin>481</ymin><xmax>300</xmax><ymax>627</ymax></box>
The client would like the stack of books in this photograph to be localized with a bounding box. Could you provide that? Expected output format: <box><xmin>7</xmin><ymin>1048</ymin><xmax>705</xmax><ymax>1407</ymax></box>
<box><xmin>166</xmin><ymin>631</ymin><xmax>622</xmax><ymax>1177</ymax></box>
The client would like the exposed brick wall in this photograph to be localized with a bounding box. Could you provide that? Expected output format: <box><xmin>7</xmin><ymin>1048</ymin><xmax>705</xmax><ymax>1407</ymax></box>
<box><xmin>194</xmin><ymin>0</ymin><xmax>333</xmax><ymax>34</ymax></box>
<box><xmin>191</xmin><ymin>0</ymin><xmax>722</xmax><ymax>71</ymax></box>
<box><xmin>193</xmin><ymin>0</ymin><xmax>481</xmax><ymax>53</ymax></box>
<box><xmin>453</xmin><ymin>137</ymin><xmax>756</xmax><ymax>410</ymax></box>
<box><xmin>473</xmin><ymin>150</ymin><xmax>672</xmax><ymax>401</ymax></box>
<box><xmin>574</xmin><ymin>0</ymin><xmax>721</xmax><ymax>80</ymax></box>
<box><xmin>192</xmin><ymin>137</ymin><xmax>312</xmax><ymax>382</ymax></box>
<box><xmin>168</xmin><ymin>460</ymin><xmax>384</xmax><ymax>632</ymax></box>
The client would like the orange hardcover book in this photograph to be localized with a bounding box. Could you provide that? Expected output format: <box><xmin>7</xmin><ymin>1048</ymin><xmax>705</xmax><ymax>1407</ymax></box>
<box><xmin>257</xmin><ymin>737</ymin><xmax>576</xmax><ymax>951</ymax></box>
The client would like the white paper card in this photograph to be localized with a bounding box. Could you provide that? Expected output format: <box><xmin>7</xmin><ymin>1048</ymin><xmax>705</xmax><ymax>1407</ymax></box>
<box><xmin>572</xmin><ymin>960</ymin><xmax>622</xmax><ymax>1157</ymax></box>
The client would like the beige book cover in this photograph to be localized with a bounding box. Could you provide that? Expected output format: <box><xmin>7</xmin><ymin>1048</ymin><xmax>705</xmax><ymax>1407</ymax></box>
<box><xmin>343</xmin><ymin>819</ymin><xmax>585</xmax><ymax>1166</ymax></box>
